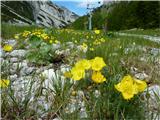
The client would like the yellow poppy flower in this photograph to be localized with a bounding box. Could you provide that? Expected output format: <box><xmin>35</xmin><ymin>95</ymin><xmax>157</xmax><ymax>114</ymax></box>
<box><xmin>91</xmin><ymin>71</ymin><xmax>106</xmax><ymax>83</ymax></box>
<box><xmin>133</xmin><ymin>79</ymin><xmax>147</xmax><ymax>92</ymax></box>
<box><xmin>3</xmin><ymin>45</ymin><xmax>13</xmax><ymax>52</ymax></box>
<box><xmin>75</xmin><ymin>59</ymin><xmax>91</xmax><ymax>70</ymax></box>
<box><xmin>94</xmin><ymin>30</ymin><xmax>100</xmax><ymax>34</ymax></box>
<box><xmin>90</xmin><ymin>57</ymin><xmax>106</xmax><ymax>71</ymax></box>
<box><xmin>115</xmin><ymin>75</ymin><xmax>147</xmax><ymax>100</ymax></box>
<box><xmin>71</xmin><ymin>67</ymin><xmax>85</xmax><ymax>80</ymax></box>
<box><xmin>122</xmin><ymin>89</ymin><xmax>134</xmax><ymax>100</ymax></box>
<box><xmin>0</xmin><ymin>79</ymin><xmax>10</xmax><ymax>88</ymax></box>
<box><xmin>14</xmin><ymin>35</ymin><xmax>19</xmax><ymax>39</ymax></box>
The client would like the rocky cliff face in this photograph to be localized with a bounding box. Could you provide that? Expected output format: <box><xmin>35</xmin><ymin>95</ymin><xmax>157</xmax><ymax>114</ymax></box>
<box><xmin>1</xmin><ymin>1</ymin><xmax>79</xmax><ymax>28</ymax></box>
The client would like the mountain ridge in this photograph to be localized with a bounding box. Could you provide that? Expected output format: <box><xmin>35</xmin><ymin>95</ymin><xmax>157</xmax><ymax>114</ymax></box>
<box><xmin>1</xmin><ymin>0</ymin><xmax>79</xmax><ymax>28</ymax></box>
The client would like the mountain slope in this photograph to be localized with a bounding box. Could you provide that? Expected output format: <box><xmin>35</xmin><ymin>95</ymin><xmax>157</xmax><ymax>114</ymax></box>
<box><xmin>1</xmin><ymin>1</ymin><xmax>79</xmax><ymax>28</ymax></box>
<box><xmin>69</xmin><ymin>1</ymin><xmax>160</xmax><ymax>30</ymax></box>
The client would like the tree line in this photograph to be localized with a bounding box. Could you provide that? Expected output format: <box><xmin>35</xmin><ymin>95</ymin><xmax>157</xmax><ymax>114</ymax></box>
<box><xmin>68</xmin><ymin>1</ymin><xmax>160</xmax><ymax>31</ymax></box>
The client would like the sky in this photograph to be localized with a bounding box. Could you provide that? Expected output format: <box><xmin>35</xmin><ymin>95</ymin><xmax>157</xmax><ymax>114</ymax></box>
<box><xmin>52</xmin><ymin>0</ymin><xmax>103</xmax><ymax>16</ymax></box>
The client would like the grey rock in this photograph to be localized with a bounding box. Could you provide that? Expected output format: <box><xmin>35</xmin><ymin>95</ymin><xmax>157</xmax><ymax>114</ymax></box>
<box><xmin>9</xmin><ymin>49</ymin><xmax>27</xmax><ymax>58</ymax></box>
<box><xmin>0</xmin><ymin>57</ymin><xmax>4</xmax><ymax>63</ymax></box>
<box><xmin>5</xmin><ymin>39</ymin><xmax>17</xmax><ymax>46</ymax></box>
<box><xmin>10</xmin><ymin>61</ymin><xmax>28</xmax><ymax>74</ymax></box>
<box><xmin>52</xmin><ymin>43</ymin><xmax>61</xmax><ymax>50</ymax></box>
<box><xmin>130</xmin><ymin>67</ymin><xmax>138</xmax><ymax>74</ymax></box>
<box><xmin>10</xmin><ymin>74</ymin><xmax>18</xmax><ymax>81</ymax></box>
<box><xmin>52</xmin><ymin>118</ymin><xmax>62</xmax><ymax>120</ymax></box>
<box><xmin>150</xmin><ymin>48</ymin><xmax>160</xmax><ymax>56</ymax></box>
<box><xmin>36</xmin><ymin>64</ymin><xmax>53</xmax><ymax>74</ymax></box>
<box><xmin>20</xmin><ymin>67</ymin><xmax>35</xmax><ymax>76</ymax></box>
<box><xmin>135</xmin><ymin>72</ymin><xmax>148</xmax><ymax>80</ymax></box>
<box><xmin>12</xmin><ymin>76</ymin><xmax>34</xmax><ymax>101</ymax></box>
<box><xmin>10</xmin><ymin>57</ymin><xmax>19</xmax><ymax>63</ymax></box>
<box><xmin>55</xmin><ymin>49</ymin><xmax>70</xmax><ymax>56</ymax></box>
<box><xmin>66</xmin><ymin>42</ymin><xmax>74</xmax><ymax>49</ymax></box>
<box><xmin>144</xmin><ymin>85</ymin><xmax>160</xmax><ymax>120</ymax></box>
<box><xmin>0</xmin><ymin>47</ymin><xmax>4</xmax><ymax>57</ymax></box>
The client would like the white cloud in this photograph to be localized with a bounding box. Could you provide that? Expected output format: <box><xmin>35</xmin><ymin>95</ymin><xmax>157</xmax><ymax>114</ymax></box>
<box><xmin>77</xmin><ymin>0</ymin><xmax>103</xmax><ymax>8</ymax></box>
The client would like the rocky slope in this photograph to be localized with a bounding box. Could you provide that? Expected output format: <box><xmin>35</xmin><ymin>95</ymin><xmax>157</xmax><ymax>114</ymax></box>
<box><xmin>1</xmin><ymin>1</ymin><xmax>79</xmax><ymax>28</ymax></box>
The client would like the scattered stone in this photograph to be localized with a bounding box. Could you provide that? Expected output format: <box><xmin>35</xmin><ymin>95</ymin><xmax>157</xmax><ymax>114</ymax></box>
<box><xmin>10</xmin><ymin>61</ymin><xmax>28</xmax><ymax>74</ymax></box>
<box><xmin>52</xmin><ymin>43</ymin><xmax>61</xmax><ymax>50</ymax></box>
<box><xmin>20</xmin><ymin>67</ymin><xmax>35</xmax><ymax>76</ymax></box>
<box><xmin>150</xmin><ymin>48</ymin><xmax>160</xmax><ymax>56</ymax></box>
<box><xmin>0</xmin><ymin>57</ymin><xmax>4</xmax><ymax>63</ymax></box>
<box><xmin>9</xmin><ymin>49</ymin><xmax>27</xmax><ymax>58</ymax></box>
<box><xmin>140</xmin><ymin>57</ymin><xmax>147</xmax><ymax>62</ymax></box>
<box><xmin>10</xmin><ymin>57</ymin><xmax>19</xmax><ymax>63</ymax></box>
<box><xmin>0</xmin><ymin>47</ymin><xmax>5</xmax><ymax>57</ymax></box>
<box><xmin>9</xmin><ymin>74</ymin><xmax>18</xmax><ymax>81</ymax></box>
<box><xmin>154</xmin><ymin>57</ymin><xmax>160</xmax><ymax>66</ymax></box>
<box><xmin>60</xmin><ymin>64</ymin><xmax>70</xmax><ymax>73</ymax></box>
<box><xmin>66</xmin><ymin>42</ymin><xmax>74</xmax><ymax>49</ymax></box>
<box><xmin>12</xmin><ymin>76</ymin><xmax>33</xmax><ymax>101</ymax></box>
<box><xmin>130</xmin><ymin>67</ymin><xmax>138</xmax><ymax>74</ymax></box>
<box><xmin>41</xmin><ymin>69</ymin><xmax>57</xmax><ymax>80</ymax></box>
<box><xmin>144</xmin><ymin>85</ymin><xmax>160</xmax><ymax>120</ymax></box>
<box><xmin>65</xmin><ymin>90</ymin><xmax>88</xmax><ymax>118</ymax></box>
<box><xmin>135</xmin><ymin>72</ymin><xmax>149</xmax><ymax>80</ymax></box>
<box><xmin>55</xmin><ymin>49</ymin><xmax>70</xmax><ymax>56</ymax></box>
<box><xmin>94</xmin><ymin>90</ymin><xmax>101</xmax><ymax>98</ymax></box>
<box><xmin>5</xmin><ymin>39</ymin><xmax>17</xmax><ymax>46</ymax></box>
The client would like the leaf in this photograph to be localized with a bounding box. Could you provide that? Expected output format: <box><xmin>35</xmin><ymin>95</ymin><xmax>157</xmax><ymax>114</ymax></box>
<box><xmin>29</xmin><ymin>35</ymin><xmax>42</xmax><ymax>48</ymax></box>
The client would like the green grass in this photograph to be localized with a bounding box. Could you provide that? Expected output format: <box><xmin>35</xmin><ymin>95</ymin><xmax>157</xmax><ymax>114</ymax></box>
<box><xmin>1</xmin><ymin>26</ymin><xmax>160</xmax><ymax>119</ymax></box>
<box><xmin>120</xmin><ymin>29</ymin><xmax>160</xmax><ymax>36</ymax></box>
<box><xmin>1</xmin><ymin>23</ymin><xmax>43</xmax><ymax>39</ymax></box>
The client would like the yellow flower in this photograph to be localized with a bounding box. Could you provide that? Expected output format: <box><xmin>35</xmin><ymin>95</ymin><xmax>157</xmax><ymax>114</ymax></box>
<box><xmin>115</xmin><ymin>75</ymin><xmax>132</xmax><ymax>92</ymax></box>
<box><xmin>22</xmin><ymin>31</ymin><xmax>31</xmax><ymax>37</ymax></box>
<box><xmin>75</xmin><ymin>59</ymin><xmax>91</xmax><ymax>70</ymax></box>
<box><xmin>81</xmin><ymin>43</ymin><xmax>88</xmax><ymax>51</ymax></box>
<box><xmin>122</xmin><ymin>89</ymin><xmax>135</xmax><ymax>100</ymax></box>
<box><xmin>49</xmin><ymin>40</ymin><xmax>53</xmax><ymax>44</ymax></box>
<box><xmin>115</xmin><ymin>75</ymin><xmax>136</xmax><ymax>100</ymax></box>
<box><xmin>115</xmin><ymin>75</ymin><xmax>147</xmax><ymax>100</ymax></box>
<box><xmin>55</xmin><ymin>40</ymin><xmax>59</xmax><ymax>44</ymax></box>
<box><xmin>133</xmin><ymin>79</ymin><xmax>147</xmax><ymax>92</ymax></box>
<box><xmin>92</xmin><ymin>71</ymin><xmax>106</xmax><ymax>83</ymax></box>
<box><xmin>0</xmin><ymin>79</ymin><xmax>10</xmax><ymax>88</ymax></box>
<box><xmin>90</xmin><ymin>48</ymin><xmax>94</xmax><ymax>51</ymax></box>
<box><xmin>14</xmin><ymin>35</ymin><xmax>19</xmax><ymax>39</ymax></box>
<box><xmin>75</xmin><ymin>40</ymin><xmax>78</xmax><ymax>43</ymax></box>
<box><xmin>90</xmin><ymin>57</ymin><xmax>106</xmax><ymax>71</ymax></box>
<box><xmin>3</xmin><ymin>45</ymin><xmax>13</xmax><ymax>52</ymax></box>
<box><xmin>71</xmin><ymin>67</ymin><xmax>85</xmax><ymax>80</ymax></box>
<box><xmin>86</xmin><ymin>36</ymin><xmax>89</xmax><ymax>39</ymax></box>
<box><xmin>94</xmin><ymin>30</ymin><xmax>100</xmax><ymax>34</ymax></box>
<box><xmin>64</xmin><ymin>71</ymin><xmax>72</xmax><ymax>78</ymax></box>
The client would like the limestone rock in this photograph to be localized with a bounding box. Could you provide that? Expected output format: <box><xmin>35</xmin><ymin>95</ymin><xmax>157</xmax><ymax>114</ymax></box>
<box><xmin>135</xmin><ymin>72</ymin><xmax>149</xmax><ymax>80</ymax></box>
<box><xmin>9</xmin><ymin>49</ymin><xmax>27</xmax><ymax>58</ymax></box>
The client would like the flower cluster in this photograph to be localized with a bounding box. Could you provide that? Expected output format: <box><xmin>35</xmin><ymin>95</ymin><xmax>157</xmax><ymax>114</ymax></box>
<box><xmin>64</xmin><ymin>57</ymin><xmax>107</xmax><ymax>83</ymax></box>
<box><xmin>115</xmin><ymin>75</ymin><xmax>147</xmax><ymax>100</ymax></box>
<box><xmin>22</xmin><ymin>31</ymin><xmax>31</xmax><ymax>38</ymax></box>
